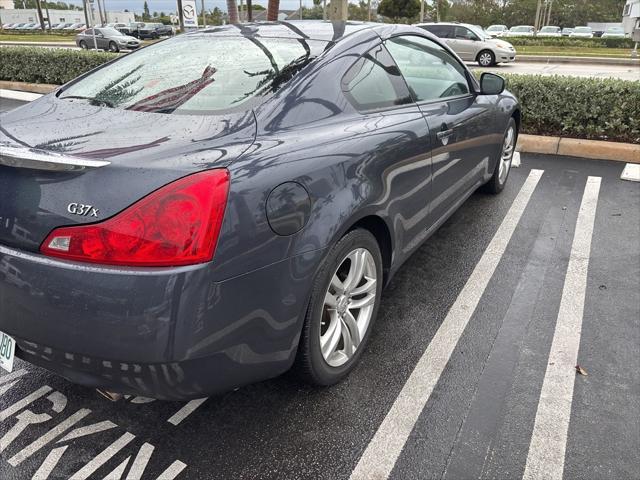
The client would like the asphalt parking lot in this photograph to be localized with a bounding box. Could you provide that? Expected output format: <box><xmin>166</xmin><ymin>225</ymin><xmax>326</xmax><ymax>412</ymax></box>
<box><xmin>1</xmin><ymin>101</ymin><xmax>639</xmax><ymax>479</ymax></box>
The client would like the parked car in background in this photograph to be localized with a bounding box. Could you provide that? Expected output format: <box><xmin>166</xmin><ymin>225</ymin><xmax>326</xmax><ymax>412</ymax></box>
<box><xmin>15</xmin><ymin>23</ymin><xmax>36</xmax><ymax>30</ymax></box>
<box><xmin>52</xmin><ymin>22</ymin><xmax>72</xmax><ymax>30</ymax></box>
<box><xmin>0</xmin><ymin>21</ymin><xmax>520</xmax><ymax>400</ymax></box>
<box><xmin>2</xmin><ymin>23</ymin><xmax>16</xmax><ymax>29</ymax></box>
<box><xmin>570</xmin><ymin>26</ymin><xmax>594</xmax><ymax>37</ymax></box>
<box><xmin>117</xmin><ymin>22</ymin><xmax>146</xmax><ymax>38</ymax></box>
<box><xmin>106</xmin><ymin>22</ymin><xmax>128</xmax><ymax>31</ymax></box>
<box><xmin>602</xmin><ymin>26</ymin><xmax>626</xmax><ymax>37</ymax></box>
<box><xmin>486</xmin><ymin>24</ymin><xmax>508</xmax><ymax>37</ymax></box>
<box><xmin>417</xmin><ymin>22</ymin><xmax>516</xmax><ymax>66</ymax></box>
<box><xmin>505</xmin><ymin>25</ymin><xmax>536</xmax><ymax>37</ymax></box>
<box><xmin>76</xmin><ymin>27</ymin><xmax>141</xmax><ymax>52</ymax></box>
<box><xmin>137</xmin><ymin>22</ymin><xmax>173</xmax><ymax>39</ymax></box>
<box><xmin>537</xmin><ymin>26</ymin><xmax>562</xmax><ymax>37</ymax></box>
<box><xmin>561</xmin><ymin>27</ymin><xmax>574</xmax><ymax>36</ymax></box>
<box><xmin>63</xmin><ymin>23</ymin><xmax>85</xmax><ymax>32</ymax></box>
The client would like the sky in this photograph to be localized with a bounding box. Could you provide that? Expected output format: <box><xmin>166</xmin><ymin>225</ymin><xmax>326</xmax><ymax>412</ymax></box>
<box><xmin>59</xmin><ymin>0</ymin><xmax>325</xmax><ymax>14</ymax></box>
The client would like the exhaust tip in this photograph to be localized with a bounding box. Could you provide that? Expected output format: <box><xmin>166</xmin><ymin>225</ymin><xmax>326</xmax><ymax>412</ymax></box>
<box><xmin>96</xmin><ymin>389</ymin><xmax>123</xmax><ymax>402</ymax></box>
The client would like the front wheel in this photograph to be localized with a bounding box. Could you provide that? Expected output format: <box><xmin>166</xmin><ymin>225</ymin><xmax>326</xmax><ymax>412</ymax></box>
<box><xmin>477</xmin><ymin>49</ymin><xmax>495</xmax><ymax>67</ymax></box>
<box><xmin>79</xmin><ymin>40</ymin><xmax>88</xmax><ymax>50</ymax></box>
<box><xmin>294</xmin><ymin>229</ymin><xmax>383</xmax><ymax>385</ymax></box>
<box><xmin>483</xmin><ymin>117</ymin><xmax>518</xmax><ymax>194</ymax></box>
<box><xmin>108</xmin><ymin>41</ymin><xmax>119</xmax><ymax>53</ymax></box>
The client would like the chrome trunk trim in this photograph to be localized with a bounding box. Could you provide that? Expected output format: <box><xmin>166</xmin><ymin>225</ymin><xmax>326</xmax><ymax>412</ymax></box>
<box><xmin>0</xmin><ymin>145</ymin><xmax>110</xmax><ymax>171</ymax></box>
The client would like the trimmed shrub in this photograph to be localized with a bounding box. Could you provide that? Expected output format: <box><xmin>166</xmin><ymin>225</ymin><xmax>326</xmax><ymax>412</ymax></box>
<box><xmin>1</xmin><ymin>48</ymin><xmax>638</xmax><ymax>143</ymax></box>
<box><xmin>503</xmin><ymin>74</ymin><xmax>640</xmax><ymax>144</ymax></box>
<box><xmin>506</xmin><ymin>36</ymin><xmax>635</xmax><ymax>49</ymax></box>
<box><xmin>0</xmin><ymin>47</ymin><xmax>117</xmax><ymax>85</ymax></box>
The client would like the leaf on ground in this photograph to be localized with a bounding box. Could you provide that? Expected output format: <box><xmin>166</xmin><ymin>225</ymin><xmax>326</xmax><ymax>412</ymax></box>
<box><xmin>575</xmin><ymin>365</ymin><xmax>588</xmax><ymax>376</ymax></box>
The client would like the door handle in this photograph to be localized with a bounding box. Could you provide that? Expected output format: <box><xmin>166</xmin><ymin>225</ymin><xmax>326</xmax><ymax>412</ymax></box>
<box><xmin>436</xmin><ymin>129</ymin><xmax>454</xmax><ymax>140</ymax></box>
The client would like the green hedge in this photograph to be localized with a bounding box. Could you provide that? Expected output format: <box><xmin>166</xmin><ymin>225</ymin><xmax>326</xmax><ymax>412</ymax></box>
<box><xmin>507</xmin><ymin>36</ymin><xmax>634</xmax><ymax>49</ymax></box>
<box><xmin>0</xmin><ymin>47</ymin><xmax>117</xmax><ymax>85</ymax></box>
<box><xmin>503</xmin><ymin>74</ymin><xmax>640</xmax><ymax>144</ymax></box>
<box><xmin>1</xmin><ymin>47</ymin><xmax>638</xmax><ymax>143</ymax></box>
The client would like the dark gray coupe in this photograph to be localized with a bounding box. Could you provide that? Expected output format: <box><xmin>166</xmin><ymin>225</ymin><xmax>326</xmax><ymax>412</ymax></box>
<box><xmin>0</xmin><ymin>21</ymin><xmax>519</xmax><ymax>399</ymax></box>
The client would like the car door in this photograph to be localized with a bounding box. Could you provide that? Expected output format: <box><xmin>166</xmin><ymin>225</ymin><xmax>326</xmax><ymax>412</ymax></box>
<box><xmin>340</xmin><ymin>42</ymin><xmax>434</xmax><ymax>258</ymax></box>
<box><xmin>94</xmin><ymin>29</ymin><xmax>108</xmax><ymax>49</ymax></box>
<box><xmin>385</xmin><ymin>35</ymin><xmax>495</xmax><ymax>226</ymax></box>
<box><xmin>452</xmin><ymin>26</ymin><xmax>481</xmax><ymax>61</ymax></box>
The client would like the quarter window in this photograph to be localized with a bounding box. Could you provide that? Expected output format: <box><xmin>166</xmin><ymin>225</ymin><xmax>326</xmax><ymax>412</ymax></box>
<box><xmin>342</xmin><ymin>44</ymin><xmax>412</xmax><ymax>111</ymax></box>
<box><xmin>385</xmin><ymin>35</ymin><xmax>470</xmax><ymax>102</ymax></box>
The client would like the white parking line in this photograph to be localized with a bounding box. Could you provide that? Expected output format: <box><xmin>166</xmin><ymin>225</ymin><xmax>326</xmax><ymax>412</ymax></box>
<box><xmin>523</xmin><ymin>176</ymin><xmax>601</xmax><ymax>480</ymax></box>
<box><xmin>350</xmin><ymin>169</ymin><xmax>544</xmax><ymax>480</ymax></box>
<box><xmin>167</xmin><ymin>398</ymin><xmax>208</xmax><ymax>426</ymax></box>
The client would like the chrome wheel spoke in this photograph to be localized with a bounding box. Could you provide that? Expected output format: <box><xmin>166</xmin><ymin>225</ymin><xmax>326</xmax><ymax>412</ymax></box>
<box><xmin>342</xmin><ymin>310</ymin><xmax>361</xmax><ymax>348</ymax></box>
<box><xmin>343</xmin><ymin>249</ymin><xmax>366</xmax><ymax>292</ymax></box>
<box><xmin>340</xmin><ymin>318</ymin><xmax>355</xmax><ymax>356</ymax></box>
<box><xmin>324</xmin><ymin>291</ymin><xmax>338</xmax><ymax>309</ymax></box>
<box><xmin>321</xmin><ymin>315</ymin><xmax>342</xmax><ymax>359</ymax></box>
<box><xmin>351</xmin><ymin>276</ymin><xmax>376</xmax><ymax>296</ymax></box>
<box><xmin>349</xmin><ymin>293</ymin><xmax>375</xmax><ymax>310</ymax></box>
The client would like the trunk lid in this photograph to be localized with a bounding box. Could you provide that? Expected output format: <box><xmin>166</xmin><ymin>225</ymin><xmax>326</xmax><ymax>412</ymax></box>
<box><xmin>0</xmin><ymin>95</ymin><xmax>256</xmax><ymax>252</ymax></box>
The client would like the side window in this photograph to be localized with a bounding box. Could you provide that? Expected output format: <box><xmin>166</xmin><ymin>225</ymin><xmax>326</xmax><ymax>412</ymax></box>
<box><xmin>454</xmin><ymin>26</ymin><xmax>479</xmax><ymax>41</ymax></box>
<box><xmin>84</xmin><ymin>29</ymin><xmax>94</xmax><ymax>35</ymax></box>
<box><xmin>385</xmin><ymin>35</ymin><xmax>470</xmax><ymax>103</ymax></box>
<box><xmin>342</xmin><ymin>43</ymin><xmax>412</xmax><ymax>112</ymax></box>
<box><xmin>420</xmin><ymin>25</ymin><xmax>451</xmax><ymax>39</ymax></box>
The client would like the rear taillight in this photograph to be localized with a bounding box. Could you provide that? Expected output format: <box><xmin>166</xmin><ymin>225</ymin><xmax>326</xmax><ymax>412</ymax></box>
<box><xmin>40</xmin><ymin>169</ymin><xmax>229</xmax><ymax>267</ymax></box>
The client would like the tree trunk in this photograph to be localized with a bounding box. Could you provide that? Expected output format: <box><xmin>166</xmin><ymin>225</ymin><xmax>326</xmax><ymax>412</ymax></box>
<box><xmin>247</xmin><ymin>0</ymin><xmax>253</xmax><ymax>21</ymax></box>
<box><xmin>267</xmin><ymin>0</ymin><xmax>280</xmax><ymax>21</ymax></box>
<box><xmin>227</xmin><ymin>0</ymin><xmax>239</xmax><ymax>24</ymax></box>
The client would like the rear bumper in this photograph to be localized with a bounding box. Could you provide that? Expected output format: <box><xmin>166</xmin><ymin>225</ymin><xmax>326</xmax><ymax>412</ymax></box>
<box><xmin>0</xmin><ymin>244</ymin><xmax>324</xmax><ymax>399</ymax></box>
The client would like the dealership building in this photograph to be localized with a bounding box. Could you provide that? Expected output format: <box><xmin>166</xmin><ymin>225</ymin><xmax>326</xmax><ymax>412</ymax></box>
<box><xmin>0</xmin><ymin>6</ymin><xmax>134</xmax><ymax>26</ymax></box>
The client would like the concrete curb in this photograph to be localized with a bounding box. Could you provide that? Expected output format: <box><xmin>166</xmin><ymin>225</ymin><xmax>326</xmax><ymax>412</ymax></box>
<box><xmin>517</xmin><ymin>54</ymin><xmax>640</xmax><ymax>66</ymax></box>
<box><xmin>0</xmin><ymin>40</ymin><xmax>76</xmax><ymax>47</ymax></box>
<box><xmin>0</xmin><ymin>81</ymin><xmax>57</xmax><ymax>94</ymax></box>
<box><xmin>517</xmin><ymin>134</ymin><xmax>640</xmax><ymax>163</ymax></box>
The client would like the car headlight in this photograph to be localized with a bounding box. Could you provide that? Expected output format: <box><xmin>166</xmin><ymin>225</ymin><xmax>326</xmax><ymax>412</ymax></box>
<box><xmin>494</xmin><ymin>41</ymin><xmax>513</xmax><ymax>50</ymax></box>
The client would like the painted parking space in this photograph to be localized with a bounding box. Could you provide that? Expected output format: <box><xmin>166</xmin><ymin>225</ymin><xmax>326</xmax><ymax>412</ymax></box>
<box><xmin>1</xmin><ymin>125</ymin><xmax>638</xmax><ymax>480</ymax></box>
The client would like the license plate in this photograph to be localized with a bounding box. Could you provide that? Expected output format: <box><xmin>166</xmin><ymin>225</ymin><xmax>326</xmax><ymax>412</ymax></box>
<box><xmin>0</xmin><ymin>330</ymin><xmax>16</xmax><ymax>373</ymax></box>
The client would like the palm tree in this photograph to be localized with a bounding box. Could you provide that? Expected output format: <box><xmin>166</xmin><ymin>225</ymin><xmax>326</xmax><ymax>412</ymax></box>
<box><xmin>227</xmin><ymin>0</ymin><xmax>239</xmax><ymax>23</ymax></box>
<box><xmin>267</xmin><ymin>0</ymin><xmax>280</xmax><ymax>21</ymax></box>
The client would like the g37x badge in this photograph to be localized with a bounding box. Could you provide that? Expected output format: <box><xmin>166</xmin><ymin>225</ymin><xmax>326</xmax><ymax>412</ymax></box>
<box><xmin>67</xmin><ymin>203</ymin><xmax>99</xmax><ymax>218</ymax></box>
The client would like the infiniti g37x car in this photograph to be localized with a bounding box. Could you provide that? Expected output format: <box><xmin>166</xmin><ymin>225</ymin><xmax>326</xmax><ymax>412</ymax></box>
<box><xmin>0</xmin><ymin>21</ymin><xmax>520</xmax><ymax>400</ymax></box>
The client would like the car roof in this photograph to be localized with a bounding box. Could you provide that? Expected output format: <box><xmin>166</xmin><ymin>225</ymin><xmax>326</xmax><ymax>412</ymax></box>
<box><xmin>197</xmin><ymin>20</ymin><xmax>379</xmax><ymax>43</ymax></box>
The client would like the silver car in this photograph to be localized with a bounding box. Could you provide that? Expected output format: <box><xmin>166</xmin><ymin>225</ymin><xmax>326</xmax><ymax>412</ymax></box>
<box><xmin>417</xmin><ymin>22</ymin><xmax>516</xmax><ymax>66</ymax></box>
<box><xmin>76</xmin><ymin>27</ymin><xmax>141</xmax><ymax>52</ymax></box>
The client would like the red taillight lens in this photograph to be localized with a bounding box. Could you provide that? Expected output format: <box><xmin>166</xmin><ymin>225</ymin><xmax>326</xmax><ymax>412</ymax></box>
<box><xmin>41</xmin><ymin>169</ymin><xmax>230</xmax><ymax>267</ymax></box>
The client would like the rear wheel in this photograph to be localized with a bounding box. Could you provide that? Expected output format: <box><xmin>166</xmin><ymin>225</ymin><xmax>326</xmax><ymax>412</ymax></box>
<box><xmin>477</xmin><ymin>49</ymin><xmax>495</xmax><ymax>67</ymax></box>
<box><xmin>79</xmin><ymin>40</ymin><xmax>88</xmax><ymax>49</ymax></box>
<box><xmin>108</xmin><ymin>41</ymin><xmax>119</xmax><ymax>53</ymax></box>
<box><xmin>483</xmin><ymin>117</ymin><xmax>517</xmax><ymax>194</ymax></box>
<box><xmin>295</xmin><ymin>229</ymin><xmax>383</xmax><ymax>385</ymax></box>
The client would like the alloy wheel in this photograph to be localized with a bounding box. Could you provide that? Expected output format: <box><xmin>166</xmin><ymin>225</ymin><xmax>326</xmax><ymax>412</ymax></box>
<box><xmin>498</xmin><ymin>125</ymin><xmax>515</xmax><ymax>184</ymax></box>
<box><xmin>479</xmin><ymin>52</ymin><xmax>493</xmax><ymax>66</ymax></box>
<box><xmin>320</xmin><ymin>248</ymin><xmax>377</xmax><ymax>367</ymax></box>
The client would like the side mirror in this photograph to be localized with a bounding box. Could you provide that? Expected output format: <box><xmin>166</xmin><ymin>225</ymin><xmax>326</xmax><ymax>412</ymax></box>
<box><xmin>480</xmin><ymin>72</ymin><xmax>505</xmax><ymax>95</ymax></box>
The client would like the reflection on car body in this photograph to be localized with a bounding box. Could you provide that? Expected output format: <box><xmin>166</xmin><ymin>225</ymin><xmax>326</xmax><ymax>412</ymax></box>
<box><xmin>0</xmin><ymin>21</ymin><xmax>520</xmax><ymax>400</ymax></box>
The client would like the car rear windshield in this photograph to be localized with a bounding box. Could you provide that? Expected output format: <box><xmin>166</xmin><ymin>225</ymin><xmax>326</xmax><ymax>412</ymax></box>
<box><xmin>59</xmin><ymin>35</ymin><xmax>324</xmax><ymax>115</ymax></box>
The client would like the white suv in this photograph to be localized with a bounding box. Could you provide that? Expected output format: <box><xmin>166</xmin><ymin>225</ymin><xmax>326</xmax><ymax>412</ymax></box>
<box><xmin>416</xmin><ymin>22</ymin><xmax>516</xmax><ymax>67</ymax></box>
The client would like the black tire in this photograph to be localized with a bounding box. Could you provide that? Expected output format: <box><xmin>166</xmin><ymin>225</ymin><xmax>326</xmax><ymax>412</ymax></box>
<box><xmin>79</xmin><ymin>40</ymin><xmax>87</xmax><ymax>49</ymax></box>
<box><xmin>483</xmin><ymin>117</ymin><xmax>518</xmax><ymax>194</ymax></box>
<box><xmin>108</xmin><ymin>41</ymin><xmax>119</xmax><ymax>53</ymax></box>
<box><xmin>294</xmin><ymin>228</ymin><xmax>383</xmax><ymax>386</ymax></box>
<box><xmin>477</xmin><ymin>49</ymin><xmax>495</xmax><ymax>67</ymax></box>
